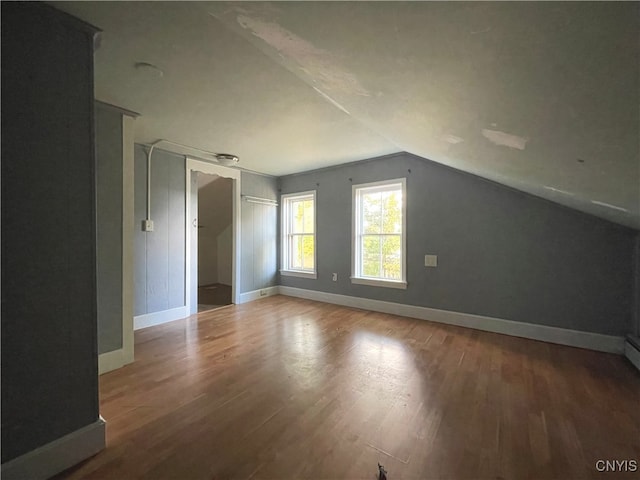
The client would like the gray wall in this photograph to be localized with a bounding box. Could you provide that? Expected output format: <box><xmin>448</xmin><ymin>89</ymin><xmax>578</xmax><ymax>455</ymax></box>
<box><xmin>634</xmin><ymin>233</ymin><xmax>640</xmax><ymax>337</ymax></box>
<box><xmin>279</xmin><ymin>153</ymin><xmax>637</xmax><ymax>336</ymax></box>
<box><xmin>95</xmin><ymin>104</ymin><xmax>123</xmax><ymax>354</ymax></box>
<box><xmin>134</xmin><ymin>146</ymin><xmax>186</xmax><ymax>316</ymax></box>
<box><xmin>241</xmin><ymin>172</ymin><xmax>279</xmax><ymax>294</ymax></box>
<box><xmin>1</xmin><ymin>2</ymin><xmax>99</xmax><ymax>462</ymax></box>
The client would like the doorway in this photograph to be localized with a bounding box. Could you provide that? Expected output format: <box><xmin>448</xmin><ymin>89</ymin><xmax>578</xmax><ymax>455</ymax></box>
<box><xmin>185</xmin><ymin>158</ymin><xmax>241</xmax><ymax>315</ymax></box>
<box><xmin>197</xmin><ymin>173</ymin><xmax>233</xmax><ymax>312</ymax></box>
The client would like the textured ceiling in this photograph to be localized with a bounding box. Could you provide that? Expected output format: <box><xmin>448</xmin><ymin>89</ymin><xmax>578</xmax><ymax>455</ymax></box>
<box><xmin>53</xmin><ymin>1</ymin><xmax>639</xmax><ymax>229</ymax></box>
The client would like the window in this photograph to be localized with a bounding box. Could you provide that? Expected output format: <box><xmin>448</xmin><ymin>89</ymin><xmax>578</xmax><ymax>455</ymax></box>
<box><xmin>352</xmin><ymin>179</ymin><xmax>406</xmax><ymax>289</ymax></box>
<box><xmin>281</xmin><ymin>191</ymin><xmax>316</xmax><ymax>278</ymax></box>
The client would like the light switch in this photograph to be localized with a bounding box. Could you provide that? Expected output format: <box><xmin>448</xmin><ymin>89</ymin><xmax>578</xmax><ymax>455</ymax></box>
<box><xmin>332</xmin><ymin>273</ymin><xmax>338</xmax><ymax>281</ymax></box>
<box><xmin>424</xmin><ymin>254</ymin><xmax>438</xmax><ymax>267</ymax></box>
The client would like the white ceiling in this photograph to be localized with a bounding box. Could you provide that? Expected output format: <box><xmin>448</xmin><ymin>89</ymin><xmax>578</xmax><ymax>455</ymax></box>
<box><xmin>53</xmin><ymin>1</ymin><xmax>639</xmax><ymax>229</ymax></box>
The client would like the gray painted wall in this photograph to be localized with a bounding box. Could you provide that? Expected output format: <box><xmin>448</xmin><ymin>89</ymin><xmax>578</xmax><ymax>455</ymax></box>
<box><xmin>279</xmin><ymin>153</ymin><xmax>637</xmax><ymax>336</ymax></box>
<box><xmin>1</xmin><ymin>2</ymin><xmax>99</xmax><ymax>462</ymax></box>
<box><xmin>634</xmin><ymin>233</ymin><xmax>640</xmax><ymax>337</ymax></box>
<box><xmin>241</xmin><ymin>172</ymin><xmax>279</xmax><ymax>294</ymax></box>
<box><xmin>134</xmin><ymin>146</ymin><xmax>186</xmax><ymax>316</ymax></box>
<box><xmin>95</xmin><ymin>104</ymin><xmax>123</xmax><ymax>354</ymax></box>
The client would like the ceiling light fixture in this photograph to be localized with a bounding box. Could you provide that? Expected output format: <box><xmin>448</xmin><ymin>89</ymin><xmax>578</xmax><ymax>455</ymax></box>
<box><xmin>214</xmin><ymin>153</ymin><xmax>240</xmax><ymax>166</ymax></box>
<box><xmin>148</xmin><ymin>139</ymin><xmax>239</xmax><ymax>167</ymax></box>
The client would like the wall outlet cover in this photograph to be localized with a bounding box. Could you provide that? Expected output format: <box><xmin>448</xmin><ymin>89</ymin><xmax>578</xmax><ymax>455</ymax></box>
<box><xmin>424</xmin><ymin>254</ymin><xmax>438</xmax><ymax>267</ymax></box>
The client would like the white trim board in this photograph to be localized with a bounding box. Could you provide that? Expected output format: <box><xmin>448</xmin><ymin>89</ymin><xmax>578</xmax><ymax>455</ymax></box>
<box><xmin>624</xmin><ymin>340</ymin><xmax>640</xmax><ymax>372</ymax></box>
<box><xmin>278</xmin><ymin>286</ymin><xmax>625</xmax><ymax>354</ymax></box>
<box><xmin>134</xmin><ymin>306</ymin><xmax>189</xmax><ymax>330</ymax></box>
<box><xmin>238</xmin><ymin>286</ymin><xmax>279</xmax><ymax>304</ymax></box>
<box><xmin>132</xmin><ymin>287</ymin><xmax>277</xmax><ymax>332</ymax></box>
<box><xmin>1</xmin><ymin>417</ymin><xmax>105</xmax><ymax>480</ymax></box>
<box><xmin>98</xmin><ymin>348</ymin><xmax>126</xmax><ymax>375</ymax></box>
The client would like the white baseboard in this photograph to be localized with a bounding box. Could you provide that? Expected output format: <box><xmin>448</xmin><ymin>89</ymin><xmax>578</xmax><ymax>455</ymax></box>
<box><xmin>238</xmin><ymin>286</ymin><xmax>279</xmax><ymax>304</ymax></box>
<box><xmin>1</xmin><ymin>416</ymin><xmax>106</xmax><ymax>480</ymax></box>
<box><xmin>134</xmin><ymin>306</ymin><xmax>189</xmax><ymax>330</ymax></box>
<box><xmin>624</xmin><ymin>340</ymin><xmax>640</xmax><ymax>372</ymax></box>
<box><xmin>278</xmin><ymin>286</ymin><xmax>625</xmax><ymax>354</ymax></box>
<box><xmin>98</xmin><ymin>347</ymin><xmax>134</xmax><ymax>375</ymax></box>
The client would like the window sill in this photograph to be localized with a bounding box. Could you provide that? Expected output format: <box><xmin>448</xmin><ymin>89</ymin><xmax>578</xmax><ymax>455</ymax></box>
<box><xmin>280</xmin><ymin>270</ymin><xmax>317</xmax><ymax>279</ymax></box>
<box><xmin>350</xmin><ymin>277</ymin><xmax>407</xmax><ymax>289</ymax></box>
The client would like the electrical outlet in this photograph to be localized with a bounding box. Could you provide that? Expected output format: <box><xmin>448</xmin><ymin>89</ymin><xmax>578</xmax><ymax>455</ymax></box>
<box><xmin>142</xmin><ymin>219</ymin><xmax>154</xmax><ymax>232</ymax></box>
<box><xmin>332</xmin><ymin>273</ymin><xmax>338</xmax><ymax>281</ymax></box>
<box><xmin>260</xmin><ymin>289</ymin><xmax>267</xmax><ymax>297</ymax></box>
<box><xmin>424</xmin><ymin>254</ymin><xmax>438</xmax><ymax>267</ymax></box>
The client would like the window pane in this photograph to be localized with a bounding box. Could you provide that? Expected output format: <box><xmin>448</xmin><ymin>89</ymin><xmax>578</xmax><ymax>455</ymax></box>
<box><xmin>302</xmin><ymin>235</ymin><xmax>314</xmax><ymax>269</ymax></box>
<box><xmin>292</xmin><ymin>200</ymin><xmax>305</xmax><ymax>233</ymax></box>
<box><xmin>353</xmin><ymin>182</ymin><xmax>404</xmax><ymax>283</ymax></box>
<box><xmin>361</xmin><ymin>235</ymin><xmax>381</xmax><ymax>277</ymax></box>
<box><xmin>291</xmin><ymin>235</ymin><xmax>304</xmax><ymax>269</ymax></box>
<box><xmin>381</xmin><ymin>190</ymin><xmax>402</xmax><ymax>234</ymax></box>
<box><xmin>283</xmin><ymin>193</ymin><xmax>316</xmax><ymax>274</ymax></box>
<box><xmin>362</xmin><ymin>191</ymin><xmax>382</xmax><ymax>234</ymax></box>
<box><xmin>303</xmin><ymin>200</ymin><xmax>314</xmax><ymax>233</ymax></box>
<box><xmin>381</xmin><ymin>235</ymin><xmax>401</xmax><ymax>279</ymax></box>
<box><xmin>290</xmin><ymin>234</ymin><xmax>314</xmax><ymax>271</ymax></box>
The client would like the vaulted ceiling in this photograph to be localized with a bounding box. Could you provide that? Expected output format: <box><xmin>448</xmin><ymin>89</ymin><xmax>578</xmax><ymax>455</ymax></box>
<box><xmin>53</xmin><ymin>1</ymin><xmax>639</xmax><ymax>229</ymax></box>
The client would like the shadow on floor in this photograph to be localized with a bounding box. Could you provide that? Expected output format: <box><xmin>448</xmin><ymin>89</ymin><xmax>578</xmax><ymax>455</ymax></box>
<box><xmin>197</xmin><ymin>283</ymin><xmax>232</xmax><ymax>312</ymax></box>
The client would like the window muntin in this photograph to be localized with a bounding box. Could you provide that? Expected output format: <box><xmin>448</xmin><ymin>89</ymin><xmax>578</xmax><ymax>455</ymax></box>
<box><xmin>352</xmin><ymin>179</ymin><xmax>406</xmax><ymax>288</ymax></box>
<box><xmin>281</xmin><ymin>191</ymin><xmax>316</xmax><ymax>277</ymax></box>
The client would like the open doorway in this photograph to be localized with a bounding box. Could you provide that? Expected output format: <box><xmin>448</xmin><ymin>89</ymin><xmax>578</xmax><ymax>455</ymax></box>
<box><xmin>196</xmin><ymin>173</ymin><xmax>233</xmax><ymax>312</ymax></box>
<box><xmin>186</xmin><ymin>157</ymin><xmax>241</xmax><ymax>315</ymax></box>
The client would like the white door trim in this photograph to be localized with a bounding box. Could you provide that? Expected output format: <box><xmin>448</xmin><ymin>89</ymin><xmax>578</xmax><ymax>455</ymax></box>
<box><xmin>185</xmin><ymin>158</ymin><xmax>241</xmax><ymax>313</ymax></box>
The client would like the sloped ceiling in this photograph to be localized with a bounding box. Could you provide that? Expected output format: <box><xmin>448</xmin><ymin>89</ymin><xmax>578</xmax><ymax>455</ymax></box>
<box><xmin>53</xmin><ymin>1</ymin><xmax>639</xmax><ymax>229</ymax></box>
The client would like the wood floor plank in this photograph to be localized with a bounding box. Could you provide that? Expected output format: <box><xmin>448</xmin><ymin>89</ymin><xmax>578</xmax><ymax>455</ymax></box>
<box><xmin>57</xmin><ymin>295</ymin><xmax>640</xmax><ymax>479</ymax></box>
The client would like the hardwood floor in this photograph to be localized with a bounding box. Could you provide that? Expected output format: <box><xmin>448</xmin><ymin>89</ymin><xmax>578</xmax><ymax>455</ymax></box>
<box><xmin>60</xmin><ymin>296</ymin><xmax>640</xmax><ymax>479</ymax></box>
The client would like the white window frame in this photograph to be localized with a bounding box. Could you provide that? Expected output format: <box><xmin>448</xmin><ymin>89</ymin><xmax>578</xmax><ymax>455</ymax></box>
<box><xmin>351</xmin><ymin>178</ymin><xmax>407</xmax><ymax>289</ymax></box>
<box><xmin>281</xmin><ymin>190</ymin><xmax>317</xmax><ymax>279</ymax></box>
